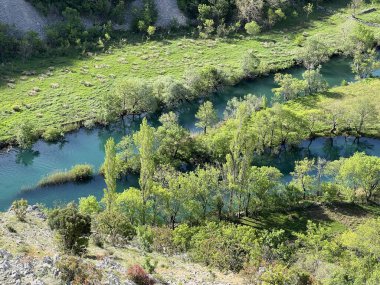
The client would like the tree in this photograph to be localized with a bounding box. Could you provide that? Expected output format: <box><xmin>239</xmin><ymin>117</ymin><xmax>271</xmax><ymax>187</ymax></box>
<box><xmin>103</xmin><ymin>138</ymin><xmax>118</xmax><ymax>212</ymax></box>
<box><xmin>152</xmin><ymin>76</ymin><xmax>189</xmax><ymax>109</ymax></box>
<box><xmin>299</xmin><ymin>38</ymin><xmax>329</xmax><ymax>70</ymax></box>
<box><xmin>48</xmin><ymin>203</ymin><xmax>91</xmax><ymax>255</ymax></box>
<box><xmin>224</xmin><ymin>104</ymin><xmax>255</xmax><ymax>217</ymax></box>
<box><xmin>235</xmin><ymin>0</ymin><xmax>264</xmax><ymax>23</ymax></box>
<box><xmin>12</xmin><ymin>199</ymin><xmax>28</xmax><ymax>221</ymax></box>
<box><xmin>16</xmin><ymin>122</ymin><xmax>37</xmax><ymax>149</ymax></box>
<box><xmin>335</xmin><ymin>153</ymin><xmax>380</xmax><ymax>203</ymax></box>
<box><xmin>291</xmin><ymin>158</ymin><xmax>315</xmax><ymax>200</ymax></box>
<box><xmin>302</xmin><ymin>67</ymin><xmax>328</xmax><ymax>95</ymax></box>
<box><xmin>133</xmin><ymin>118</ymin><xmax>156</xmax><ymax>224</ymax></box>
<box><xmin>273</xmin><ymin>73</ymin><xmax>305</xmax><ymax>101</ymax></box>
<box><xmin>195</xmin><ymin>101</ymin><xmax>218</xmax><ymax>134</ymax></box>
<box><xmin>245</xmin><ymin>166</ymin><xmax>282</xmax><ymax>215</ymax></box>
<box><xmin>245</xmin><ymin>21</ymin><xmax>260</xmax><ymax>36</ymax></box>
<box><xmin>155</xmin><ymin>112</ymin><xmax>190</xmax><ymax>165</ymax></box>
<box><xmin>351</xmin><ymin>48</ymin><xmax>377</xmax><ymax>79</ymax></box>
<box><xmin>115</xmin><ymin>78</ymin><xmax>157</xmax><ymax>120</ymax></box>
<box><xmin>349</xmin><ymin>97</ymin><xmax>379</xmax><ymax>134</ymax></box>
<box><xmin>116</xmin><ymin>188</ymin><xmax>145</xmax><ymax>225</ymax></box>
<box><xmin>78</xmin><ymin>195</ymin><xmax>101</xmax><ymax>215</ymax></box>
<box><xmin>242</xmin><ymin>49</ymin><xmax>260</xmax><ymax>78</ymax></box>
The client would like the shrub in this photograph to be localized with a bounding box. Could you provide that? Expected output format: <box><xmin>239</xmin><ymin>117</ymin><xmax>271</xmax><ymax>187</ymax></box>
<box><xmin>94</xmin><ymin>210</ymin><xmax>136</xmax><ymax>246</ymax></box>
<box><xmin>137</xmin><ymin>226</ymin><xmax>154</xmax><ymax>252</ymax></box>
<box><xmin>143</xmin><ymin>256</ymin><xmax>158</xmax><ymax>274</ymax></box>
<box><xmin>37</xmin><ymin>164</ymin><xmax>94</xmax><ymax>187</ymax></box>
<box><xmin>12</xmin><ymin>199</ymin><xmax>28</xmax><ymax>221</ymax></box>
<box><xmin>42</xmin><ymin>126</ymin><xmax>63</xmax><ymax>142</ymax></box>
<box><xmin>127</xmin><ymin>264</ymin><xmax>155</xmax><ymax>285</ymax></box>
<box><xmin>56</xmin><ymin>255</ymin><xmax>102</xmax><ymax>285</ymax></box>
<box><xmin>245</xmin><ymin>21</ymin><xmax>260</xmax><ymax>36</ymax></box>
<box><xmin>48</xmin><ymin>203</ymin><xmax>91</xmax><ymax>255</ymax></box>
<box><xmin>151</xmin><ymin>227</ymin><xmax>175</xmax><ymax>254</ymax></box>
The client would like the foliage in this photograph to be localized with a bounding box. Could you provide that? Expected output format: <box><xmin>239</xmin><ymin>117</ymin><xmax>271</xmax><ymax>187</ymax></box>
<box><xmin>242</xmin><ymin>49</ymin><xmax>260</xmax><ymax>78</ymax></box>
<box><xmin>245</xmin><ymin>21</ymin><xmax>261</xmax><ymax>36</ymax></box>
<box><xmin>42</xmin><ymin>126</ymin><xmax>64</xmax><ymax>142</ymax></box>
<box><xmin>94</xmin><ymin>209</ymin><xmax>136</xmax><ymax>245</ymax></box>
<box><xmin>103</xmin><ymin>138</ymin><xmax>118</xmax><ymax>211</ymax></box>
<box><xmin>15</xmin><ymin>122</ymin><xmax>37</xmax><ymax>149</ymax></box>
<box><xmin>195</xmin><ymin>101</ymin><xmax>218</xmax><ymax>133</ymax></box>
<box><xmin>48</xmin><ymin>203</ymin><xmax>91</xmax><ymax>255</ymax></box>
<box><xmin>78</xmin><ymin>195</ymin><xmax>101</xmax><ymax>215</ymax></box>
<box><xmin>12</xmin><ymin>199</ymin><xmax>28</xmax><ymax>221</ymax></box>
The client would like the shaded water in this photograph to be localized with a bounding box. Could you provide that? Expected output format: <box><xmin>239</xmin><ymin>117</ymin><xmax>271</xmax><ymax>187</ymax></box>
<box><xmin>0</xmin><ymin>56</ymin><xmax>379</xmax><ymax>210</ymax></box>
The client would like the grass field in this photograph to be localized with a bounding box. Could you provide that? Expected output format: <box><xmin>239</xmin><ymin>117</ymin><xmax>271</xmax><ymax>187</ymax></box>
<box><xmin>0</xmin><ymin>2</ymin><xmax>379</xmax><ymax>144</ymax></box>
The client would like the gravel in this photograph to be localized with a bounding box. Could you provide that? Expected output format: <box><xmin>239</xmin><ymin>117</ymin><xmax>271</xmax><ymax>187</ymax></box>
<box><xmin>154</xmin><ymin>0</ymin><xmax>187</xmax><ymax>27</ymax></box>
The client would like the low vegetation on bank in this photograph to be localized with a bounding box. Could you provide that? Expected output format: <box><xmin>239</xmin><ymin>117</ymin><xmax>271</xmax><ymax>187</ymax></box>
<box><xmin>36</xmin><ymin>164</ymin><xmax>94</xmax><ymax>188</ymax></box>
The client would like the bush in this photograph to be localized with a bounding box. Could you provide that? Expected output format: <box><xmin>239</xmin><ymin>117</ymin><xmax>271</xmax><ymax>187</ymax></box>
<box><xmin>94</xmin><ymin>210</ymin><xmax>136</xmax><ymax>246</ymax></box>
<box><xmin>56</xmin><ymin>255</ymin><xmax>102</xmax><ymax>285</ymax></box>
<box><xmin>137</xmin><ymin>226</ymin><xmax>154</xmax><ymax>252</ymax></box>
<box><xmin>12</xmin><ymin>199</ymin><xmax>28</xmax><ymax>221</ymax></box>
<box><xmin>42</xmin><ymin>126</ymin><xmax>64</xmax><ymax>142</ymax></box>
<box><xmin>245</xmin><ymin>21</ymin><xmax>260</xmax><ymax>36</ymax></box>
<box><xmin>127</xmin><ymin>264</ymin><xmax>155</xmax><ymax>285</ymax></box>
<box><xmin>151</xmin><ymin>227</ymin><xmax>175</xmax><ymax>254</ymax></box>
<box><xmin>48</xmin><ymin>203</ymin><xmax>91</xmax><ymax>255</ymax></box>
<box><xmin>37</xmin><ymin>164</ymin><xmax>94</xmax><ymax>187</ymax></box>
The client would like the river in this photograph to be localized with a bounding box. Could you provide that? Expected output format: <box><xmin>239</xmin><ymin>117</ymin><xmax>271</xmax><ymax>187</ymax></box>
<box><xmin>0</xmin><ymin>55</ymin><xmax>379</xmax><ymax>210</ymax></box>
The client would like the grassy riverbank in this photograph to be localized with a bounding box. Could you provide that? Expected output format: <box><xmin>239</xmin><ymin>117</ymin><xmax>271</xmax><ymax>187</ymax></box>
<box><xmin>0</xmin><ymin>2</ymin><xmax>379</xmax><ymax>145</ymax></box>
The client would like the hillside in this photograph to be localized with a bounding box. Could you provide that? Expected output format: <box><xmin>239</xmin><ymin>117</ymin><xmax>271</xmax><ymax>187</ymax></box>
<box><xmin>1</xmin><ymin>202</ymin><xmax>379</xmax><ymax>285</ymax></box>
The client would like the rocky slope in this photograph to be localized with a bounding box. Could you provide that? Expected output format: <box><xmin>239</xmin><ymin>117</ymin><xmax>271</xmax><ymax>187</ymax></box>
<box><xmin>0</xmin><ymin>206</ymin><xmax>243</xmax><ymax>285</ymax></box>
<box><xmin>0</xmin><ymin>0</ymin><xmax>187</xmax><ymax>35</ymax></box>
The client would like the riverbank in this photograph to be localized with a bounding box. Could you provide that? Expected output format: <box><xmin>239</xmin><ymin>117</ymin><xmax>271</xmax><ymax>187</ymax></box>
<box><xmin>1</xmin><ymin>2</ymin><xmax>379</xmax><ymax>146</ymax></box>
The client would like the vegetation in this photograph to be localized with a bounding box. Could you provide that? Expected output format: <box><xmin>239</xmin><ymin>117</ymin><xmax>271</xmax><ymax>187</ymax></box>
<box><xmin>37</xmin><ymin>164</ymin><xmax>94</xmax><ymax>188</ymax></box>
<box><xmin>1</xmin><ymin>1</ymin><xmax>380</xmax><ymax>284</ymax></box>
<box><xmin>1</xmin><ymin>1</ymin><xmax>379</xmax><ymax>144</ymax></box>
<box><xmin>48</xmin><ymin>203</ymin><xmax>91</xmax><ymax>255</ymax></box>
<box><xmin>11</xmin><ymin>199</ymin><xmax>28</xmax><ymax>222</ymax></box>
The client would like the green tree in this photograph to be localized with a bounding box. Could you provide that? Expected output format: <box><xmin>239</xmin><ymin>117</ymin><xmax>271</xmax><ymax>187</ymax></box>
<box><xmin>16</xmin><ymin>122</ymin><xmax>37</xmax><ymax>149</ymax></box>
<box><xmin>116</xmin><ymin>188</ymin><xmax>145</xmax><ymax>225</ymax></box>
<box><xmin>133</xmin><ymin>118</ymin><xmax>156</xmax><ymax>224</ymax></box>
<box><xmin>335</xmin><ymin>153</ymin><xmax>380</xmax><ymax>203</ymax></box>
<box><xmin>245</xmin><ymin>166</ymin><xmax>283</xmax><ymax>215</ymax></box>
<box><xmin>299</xmin><ymin>38</ymin><xmax>329</xmax><ymax>70</ymax></box>
<box><xmin>103</xmin><ymin>138</ymin><xmax>118</xmax><ymax>212</ymax></box>
<box><xmin>302</xmin><ymin>67</ymin><xmax>328</xmax><ymax>95</ymax></box>
<box><xmin>351</xmin><ymin>48</ymin><xmax>377</xmax><ymax>79</ymax></box>
<box><xmin>195</xmin><ymin>101</ymin><xmax>218</xmax><ymax>134</ymax></box>
<box><xmin>156</xmin><ymin>112</ymin><xmax>190</xmax><ymax>165</ymax></box>
<box><xmin>273</xmin><ymin>73</ymin><xmax>305</xmax><ymax>101</ymax></box>
<box><xmin>291</xmin><ymin>158</ymin><xmax>315</xmax><ymax>199</ymax></box>
<box><xmin>242</xmin><ymin>49</ymin><xmax>260</xmax><ymax>78</ymax></box>
<box><xmin>115</xmin><ymin>78</ymin><xmax>157</xmax><ymax>120</ymax></box>
<box><xmin>78</xmin><ymin>195</ymin><xmax>101</xmax><ymax>215</ymax></box>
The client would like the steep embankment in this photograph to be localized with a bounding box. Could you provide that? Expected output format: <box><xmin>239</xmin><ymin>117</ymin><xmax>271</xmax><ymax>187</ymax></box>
<box><xmin>0</xmin><ymin>0</ymin><xmax>187</xmax><ymax>35</ymax></box>
<box><xmin>0</xmin><ymin>205</ymin><xmax>243</xmax><ymax>285</ymax></box>
<box><xmin>0</xmin><ymin>0</ymin><xmax>47</xmax><ymax>36</ymax></box>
